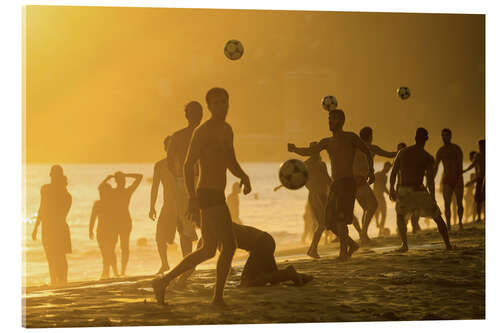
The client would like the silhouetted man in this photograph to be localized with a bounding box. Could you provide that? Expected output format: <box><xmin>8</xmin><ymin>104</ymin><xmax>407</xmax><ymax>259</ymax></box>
<box><xmin>149</xmin><ymin>136</ymin><xmax>179</xmax><ymax>274</ymax></box>
<box><xmin>288</xmin><ymin>109</ymin><xmax>374</xmax><ymax>260</ymax></box>
<box><xmin>435</xmin><ymin>128</ymin><xmax>464</xmax><ymax>230</ymax></box>
<box><xmin>152</xmin><ymin>88</ymin><xmax>251</xmax><ymax>307</ymax></box>
<box><xmin>303</xmin><ymin>141</ymin><xmax>331</xmax><ymax>258</ymax></box>
<box><xmin>463</xmin><ymin>140</ymin><xmax>485</xmax><ymax>222</ymax></box>
<box><xmin>167</xmin><ymin>101</ymin><xmax>204</xmax><ymax>249</ymax></box>
<box><xmin>232</xmin><ymin>222</ymin><xmax>313</xmax><ymax>287</ymax></box>
<box><xmin>227</xmin><ymin>182</ymin><xmax>243</xmax><ymax>225</ymax></box>
<box><xmin>354</xmin><ymin>126</ymin><xmax>397</xmax><ymax>244</ymax></box>
<box><xmin>389</xmin><ymin>128</ymin><xmax>452</xmax><ymax>252</ymax></box>
<box><xmin>373</xmin><ymin>162</ymin><xmax>391</xmax><ymax>237</ymax></box>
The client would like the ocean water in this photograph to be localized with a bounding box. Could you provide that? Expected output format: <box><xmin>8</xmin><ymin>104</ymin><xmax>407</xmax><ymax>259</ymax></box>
<box><xmin>22</xmin><ymin>162</ymin><xmax>458</xmax><ymax>287</ymax></box>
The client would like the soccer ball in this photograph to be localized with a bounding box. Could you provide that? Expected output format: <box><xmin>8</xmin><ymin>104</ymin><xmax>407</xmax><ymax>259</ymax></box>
<box><xmin>224</xmin><ymin>40</ymin><xmax>244</xmax><ymax>60</ymax></box>
<box><xmin>397</xmin><ymin>86</ymin><xmax>411</xmax><ymax>100</ymax></box>
<box><xmin>322</xmin><ymin>95</ymin><xmax>338</xmax><ymax>111</ymax></box>
<box><xmin>279</xmin><ymin>159</ymin><xmax>309</xmax><ymax>190</ymax></box>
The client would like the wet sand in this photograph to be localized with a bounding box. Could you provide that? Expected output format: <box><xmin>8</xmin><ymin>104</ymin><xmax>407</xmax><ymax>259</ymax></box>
<box><xmin>23</xmin><ymin>222</ymin><xmax>485</xmax><ymax>327</ymax></box>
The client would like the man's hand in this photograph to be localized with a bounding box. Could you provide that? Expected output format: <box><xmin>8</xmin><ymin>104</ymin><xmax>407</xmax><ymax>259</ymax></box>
<box><xmin>186</xmin><ymin>197</ymin><xmax>200</xmax><ymax>222</ymax></box>
<box><xmin>149</xmin><ymin>208</ymin><xmax>156</xmax><ymax>221</ymax></box>
<box><xmin>389</xmin><ymin>186</ymin><xmax>397</xmax><ymax>201</ymax></box>
<box><xmin>240</xmin><ymin>175</ymin><xmax>252</xmax><ymax>195</ymax></box>
<box><xmin>31</xmin><ymin>228</ymin><xmax>37</xmax><ymax>241</ymax></box>
<box><xmin>89</xmin><ymin>230</ymin><xmax>94</xmax><ymax>240</ymax></box>
<box><xmin>367</xmin><ymin>171</ymin><xmax>375</xmax><ymax>185</ymax></box>
<box><xmin>287</xmin><ymin>143</ymin><xmax>297</xmax><ymax>153</ymax></box>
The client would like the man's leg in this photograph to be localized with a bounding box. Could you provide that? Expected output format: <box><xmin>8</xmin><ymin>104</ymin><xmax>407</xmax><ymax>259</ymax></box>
<box><xmin>212</xmin><ymin>206</ymin><xmax>236</xmax><ymax>306</ymax></box>
<box><xmin>432</xmin><ymin>215</ymin><xmax>453</xmax><ymax>250</ymax></box>
<box><xmin>155</xmin><ymin>240</ymin><xmax>169</xmax><ymax>274</ymax></box>
<box><xmin>410</xmin><ymin>213</ymin><xmax>421</xmax><ymax>233</ymax></box>
<box><xmin>443</xmin><ymin>184</ymin><xmax>453</xmax><ymax>229</ymax></box>
<box><xmin>179</xmin><ymin>234</ymin><xmax>193</xmax><ymax>257</ymax></box>
<box><xmin>357</xmin><ymin>185</ymin><xmax>378</xmax><ymax>243</ymax></box>
<box><xmin>455</xmin><ymin>183</ymin><xmax>464</xmax><ymax>229</ymax></box>
<box><xmin>119</xmin><ymin>229</ymin><xmax>131</xmax><ymax>276</ymax></box>
<box><xmin>396</xmin><ymin>214</ymin><xmax>408</xmax><ymax>252</ymax></box>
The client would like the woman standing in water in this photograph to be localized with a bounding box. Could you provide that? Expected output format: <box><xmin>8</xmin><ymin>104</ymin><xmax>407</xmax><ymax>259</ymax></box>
<box><xmin>89</xmin><ymin>176</ymin><xmax>119</xmax><ymax>279</ymax></box>
<box><xmin>102</xmin><ymin>171</ymin><xmax>142</xmax><ymax>276</ymax></box>
<box><xmin>32</xmin><ymin>165</ymin><xmax>72</xmax><ymax>286</ymax></box>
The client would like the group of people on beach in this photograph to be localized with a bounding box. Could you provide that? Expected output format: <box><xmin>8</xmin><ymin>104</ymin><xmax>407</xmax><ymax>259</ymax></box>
<box><xmin>32</xmin><ymin>87</ymin><xmax>485</xmax><ymax>308</ymax></box>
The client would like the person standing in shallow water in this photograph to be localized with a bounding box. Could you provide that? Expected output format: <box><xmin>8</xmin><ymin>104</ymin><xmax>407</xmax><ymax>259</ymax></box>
<box><xmin>32</xmin><ymin>165</ymin><xmax>72</xmax><ymax>286</ymax></box>
<box><xmin>149</xmin><ymin>136</ymin><xmax>181</xmax><ymax>274</ymax></box>
<box><xmin>102</xmin><ymin>171</ymin><xmax>142</xmax><ymax>276</ymax></box>
<box><xmin>89</xmin><ymin>178</ymin><xmax>119</xmax><ymax>279</ymax></box>
<box><xmin>463</xmin><ymin>140</ymin><xmax>485</xmax><ymax>222</ymax></box>
<box><xmin>389</xmin><ymin>128</ymin><xmax>453</xmax><ymax>252</ymax></box>
<box><xmin>226</xmin><ymin>182</ymin><xmax>244</xmax><ymax>225</ymax></box>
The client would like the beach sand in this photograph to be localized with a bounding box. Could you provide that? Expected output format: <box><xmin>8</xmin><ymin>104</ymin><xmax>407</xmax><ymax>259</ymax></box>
<box><xmin>23</xmin><ymin>223</ymin><xmax>485</xmax><ymax>327</ymax></box>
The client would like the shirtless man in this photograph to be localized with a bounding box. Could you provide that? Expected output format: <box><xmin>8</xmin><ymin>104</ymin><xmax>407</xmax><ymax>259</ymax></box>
<box><xmin>373</xmin><ymin>162</ymin><xmax>391</xmax><ymax>237</ymax></box>
<box><xmin>354</xmin><ymin>127</ymin><xmax>397</xmax><ymax>244</ymax></box>
<box><xmin>152</xmin><ymin>88</ymin><xmax>251</xmax><ymax>306</ymax></box>
<box><xmin>389</xmin><ymin>128</ymin><xmax>452</xmax><ymax>252</ymax></box>
<box><xmin>233</xmin><ymin>222</ymin><xmax>313</xmax><ymax>287</ymax></box>
<box><xmin>149</xmin><ymin>136</ymin><xmax>179</xmax><ymax>274</ymax></box>
<box><xmin>166</xmin><ymin>102</ymin><xmax>204</xmax><ymax>250</ymax></box>
<box><xmin>463</xmin><ymin>140</ymin><xmax>485</xmax><ymax>222</ymax></box>
<box><xmin>303</xmin><ymin>142</ymin><xmax>332</xmax><ymax>258</ymax></box>
<box><xmin>288</xmin><ymin>109</ymin><xmax>374</xmax><ymax>260</ymax></box>
<box><xmin>435</xmin><ymin>128</ymin><xmax>464</xmax><ymax>230</ymax></box>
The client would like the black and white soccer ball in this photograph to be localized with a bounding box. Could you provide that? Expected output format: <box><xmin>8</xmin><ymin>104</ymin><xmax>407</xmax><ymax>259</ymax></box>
<box><xmin>224</xmin><ymin>40</ymin><xmax>244</xmax><ymax>60</ymax></box>
<box><xmin>397</xmin><ymin>86</ymin><xmax>411</xmax><ymax>100</ymax></box>
<box><xmin>279</xmin><ymin>159</ymin><xmax>309</xmax><ymax>190</ymax></box>
<box><xmin>322</xmin><ymin>95</ymin><xmax>338</xmax><ymax>111</ymax></box>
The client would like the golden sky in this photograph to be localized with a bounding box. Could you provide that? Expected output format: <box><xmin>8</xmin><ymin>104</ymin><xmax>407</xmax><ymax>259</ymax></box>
<box><xmin>24</xmin><ymin>6</ymin><xmax>485</xmax><ymax>163</ymax></box>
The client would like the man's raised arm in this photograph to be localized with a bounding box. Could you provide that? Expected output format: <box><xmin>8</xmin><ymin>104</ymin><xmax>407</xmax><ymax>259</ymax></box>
<box><xmin>371</xmin><ymin>145</ymin><xmax>397</xmax><ymax>158</ymax></box>
<box><xmin>288</xmin><ymin>139</ymin><xmax>326</xmax><ymax>157</ymax></box>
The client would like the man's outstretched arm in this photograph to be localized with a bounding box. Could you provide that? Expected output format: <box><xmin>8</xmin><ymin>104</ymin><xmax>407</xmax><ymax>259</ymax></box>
<box><xmin>149</xmin><ymin>163</ymin><xmax>160</xmax><ymax>221</ymax></box>
<box><xmin>288</xmin><ymin>139</ymin><xmax>326</xmax><ymax>157</ymax></box>
<box><xmin>371</xmin><ymin>145</ymin><xmax>397</xmax><ymax>158</ymax></box>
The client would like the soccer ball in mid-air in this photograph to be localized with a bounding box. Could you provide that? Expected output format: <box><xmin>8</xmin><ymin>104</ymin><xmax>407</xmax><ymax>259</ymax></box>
<box><xmin>397</xmin><ymin>86</ymin><xmax>411</xmax><ymax>100</ymax></box>
<box><xmin>224</xmin><ymin>40</ymin><xmax>244</xmax><ymax>60</ymax></box>
<box><xmin>322</xmin><ymin>95</ymin><xmax>338</xmax><ymax>111</ymax></box>
<box><xmin>279</xmin><ymin>159</ymin><xmax>309</xmax><ymax>190</ymax></box>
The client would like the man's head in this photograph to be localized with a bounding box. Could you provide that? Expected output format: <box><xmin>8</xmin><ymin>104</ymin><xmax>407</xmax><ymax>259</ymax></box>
<box><xmin>441</xmin><ymin>128</ymin><xmax>452</xmax><ymax>144</ymax></box>
<box><xmin>397</xmin><ymin>142</ymin><xmax>407</xmax><ymax>151</ymax></box>
<box><xmin>478</xmin><ymin>139</ymin><xmax>485</xmax><ymax>154</ymax></box>
<box><xmin>383</xmin><ymin>161</ymin><xmax>392</xmax><ymax>172</ymax></box>
<box><xmin>98</xmin><ymin>182</ymin><xmax>112</xmax><ymax>199</ymax></box>
<box><xmin>185</xmin><ymin>101</ymin><xmax>203</xmax><ymax>127</ymax></box>
<box><xmin>328</xmin><ymin>109</ymin><xmax>345</xmax><ymax>132</ymax></box>
<box><xmin>359</xmin><ymin>127</ymin><xmax>373</xmax><ymax>144</ymax></box>
<box><xmin>163</xmin><ymin>136</ymin><xmax>171</xmax><ymax>153</ymax></box>
<box><xmin>206</xmin><ymin>87</ymin><xmax>229</xmax><ymax>120</ymax></box>
<box><xmin>49</xmin><ymin>165</ymin><xmax>64</xmax><ymax>183</ymax></box>
<box><xmin>114</xmin><ymin>171</ymin><xmax>126</xmax><ymax>188</ymax></box>
<box><xmin>469</xmin><ymin>151</ymin><xmax>477</xmax><ymax>162</ymax></box>
<box><xmin>415</xmin><ymin>127</ymin><xmax>429</xmax><ymax>146</ymax></box>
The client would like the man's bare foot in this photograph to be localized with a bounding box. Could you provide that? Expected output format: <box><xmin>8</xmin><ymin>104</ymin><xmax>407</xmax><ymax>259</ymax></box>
<box><xmin>347</xmin><ymin>242</ymin><xmax>360</xmax><ymax>258</ymax></box>
<box><xmin>307</xmin><ymin>249</ymin><xmax>320</xmax><ymax>259</ymax></box>
<box><xmin>393</xmin><ymin>245</ymin><xmax>408</xmax><ymax>253</ymax></box>
<box><xmin>152</xmin><ymin>277</ymin><xmax>168</xmax><ymax>305</ymax></box>
<box><xmin>211</xmin><ymin>298</ymin><xmax>228</xmax><ymax>308</ymax></box>
<box><xmin>156</xmin><ymin>264</ymin><xmax>170</xmax><ymax>275</ymax></box>
<box><xmin>299</xmin><ymin>274</ymin><xmax>314</xmax><ymax>285</ymax></box>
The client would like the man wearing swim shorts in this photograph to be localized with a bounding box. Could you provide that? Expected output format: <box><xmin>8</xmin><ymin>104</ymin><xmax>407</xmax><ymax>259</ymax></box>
<box><xmin>288</xmin><ymin>109</ymin><xmax>375</xmax><ymax>260</ymax></box>
<box><xmin>152</xmin><ymin>88</ymin><xmax>251</xmax><ymax>307</ymax></box>
<box><xmin>389</xmin><ymin>128</ymin><xmax>453</xmax><ymax>252</ymax></box>
<box><xmin>435</xmin><ymin>128</ymin><xmax>464</xmax><ymax>230</ymax></box>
